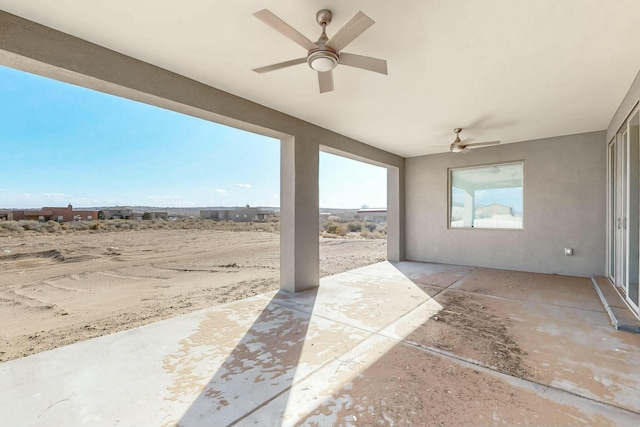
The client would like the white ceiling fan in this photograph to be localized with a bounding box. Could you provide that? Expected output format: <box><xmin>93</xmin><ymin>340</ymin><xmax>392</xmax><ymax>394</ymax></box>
<box><xmin>449</xmin><ymin>128</ymin><xmax>501</xmax><ymax>153</ymax></box>
<box><xmin>252</xmin><ymin>9</ymin><xmax>388</xmax><ymax>93</ymax></box>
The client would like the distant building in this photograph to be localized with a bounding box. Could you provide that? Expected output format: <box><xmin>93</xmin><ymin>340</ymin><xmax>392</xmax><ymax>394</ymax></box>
<box><xmin>144</xmin><ymin>211</ymin><xmax>169</xmax><ymax>220</ymax></box>
<box><xmin>0</xmin><ymin>210</ymin><xmax>13</xmax><ymax>221</ymax></box>
<box><xmin>318</xmin><ymin>209</ymin><xmax>360</xmax><ymax>221</ymax></box>
<box><xmin>357</xmin><ymin>208</ymin><xmax>387</xmax><ymax>224</ymax></box>
<box><xmin>12</xmin><ymin>209</ymin><xmax>54</xmax><ymax>222</ymax></box>
<box><xmin>11</xmin><ymin>204</ymin><xmax>98</xmax><ymax>222</ymax></box>
<box><xmin>102</xmin><ymin>207</ymin><xmax>134</xmax><ymax>220</ymax></box>
<box><xmin>200</xmin><ymin>206</ymin><xmax>276</xmax><ymax>222</ymax></box>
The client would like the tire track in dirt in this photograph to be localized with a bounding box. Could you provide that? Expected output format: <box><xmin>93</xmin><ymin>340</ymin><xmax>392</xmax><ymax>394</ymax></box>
<box><xmin>0</xmin><ymin>230</ymin><xmax>385</xmax><ymax>362</ymax></box>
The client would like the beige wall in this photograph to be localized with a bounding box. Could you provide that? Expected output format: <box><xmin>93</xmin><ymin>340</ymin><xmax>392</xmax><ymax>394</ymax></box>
<box><xmin>405</xmin><ymin>131</ymin><xmax>606</xmax><ymax>277</ymax></box>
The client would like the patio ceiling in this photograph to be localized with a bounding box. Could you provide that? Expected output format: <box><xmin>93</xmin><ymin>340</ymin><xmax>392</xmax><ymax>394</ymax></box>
<box><xmin>1</xmin><ymin>1</ymin><xmax>640</xmax><ymax>157</ymax></box>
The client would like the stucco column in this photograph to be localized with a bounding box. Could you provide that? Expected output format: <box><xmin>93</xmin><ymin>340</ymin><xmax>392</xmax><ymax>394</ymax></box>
<box><xmin>280</xmin><ymin>136</ymin><xmax>320</xmax><ymax>292</ymax></box>
<box><xmin>387</xmin><ymin>165</ymin><xmax>405</xmax><ymax>262</ymax></box>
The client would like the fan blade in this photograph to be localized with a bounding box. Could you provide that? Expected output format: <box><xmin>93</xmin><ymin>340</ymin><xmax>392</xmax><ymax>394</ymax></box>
<box><xmin>253</xmin><ymin>57</ymin><xmax>307</xmax><ymax>74</ymax></box>
<box><xmin>339</xmin><ymin>53</ymin><xmax>387</xmax><ymax>75</ymax></box>
<box><xmin>318</xmin><ymin>71</ymin><xmax>334</xmax><ymax>93</ymax></box>
<box><xmin>460</xmin><ymin>137</ymin><xmax>475</xmax><ymax>144</ymax></box>
<box><xmin>326</xmin><ymin>11</ymin><xmax>375</xmax><ymax>52</ymax></box>
<box><xmin>466</xmin><ymin>140</ymin><xmax>501</xmax><ymax>148</ymax></box>
<box><xmin>253</xmin><ymin>9</ymin><xmax>317</xmax><ymax>51</ymax></box>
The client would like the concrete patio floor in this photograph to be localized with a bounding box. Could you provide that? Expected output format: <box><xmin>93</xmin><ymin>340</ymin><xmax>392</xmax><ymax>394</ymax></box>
<box><xmin>2</xmin><ymin>261</ymin><xmax>640</xmax><ymax>426</ymax></box>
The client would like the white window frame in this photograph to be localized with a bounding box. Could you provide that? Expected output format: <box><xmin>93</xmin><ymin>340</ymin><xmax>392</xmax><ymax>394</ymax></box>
<box><xmin>448</xmin><ymin>161</ymin><xmax>525</xmax><ymax>230</ymax></box>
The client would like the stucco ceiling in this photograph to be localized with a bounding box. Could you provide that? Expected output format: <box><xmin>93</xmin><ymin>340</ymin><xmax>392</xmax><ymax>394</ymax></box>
<box><xmin>1</xmin><ymin>0</ymin><xmax>640</xmax><ymax>157</ymax></box>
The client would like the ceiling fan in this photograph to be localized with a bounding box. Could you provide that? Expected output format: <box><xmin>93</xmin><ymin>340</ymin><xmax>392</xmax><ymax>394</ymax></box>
<box><xmin>252</xmin><ymin>9</ymin><xmax>388</xmax><ymax>93</ymax></box>
<box><xmin>449</xmin><ymin>128</ymin><xmax>501</xmax><ymax>153</ymax></box>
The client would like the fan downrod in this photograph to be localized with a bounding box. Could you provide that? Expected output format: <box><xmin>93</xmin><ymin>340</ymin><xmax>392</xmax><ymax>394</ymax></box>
<box><xmin>453</xmin><ymin>128</ymin><xmax>463</xmax><ymax>142</ymax></box>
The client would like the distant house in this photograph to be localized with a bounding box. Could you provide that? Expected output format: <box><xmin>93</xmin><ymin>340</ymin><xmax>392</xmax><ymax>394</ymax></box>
<box><xmin>319</xmin><ymin>209</ymin><xmax>360</xmax><ymax>221</ymax></box>
<box><xmin>0</xmin><ymin>210</ymin><xmax>12</xmax><ymax>221</ymax></box>
<box><xmin>200</xmin><ymin>209</ymin><xmax>226</xmax><ymax>221</ymax></box>
<box><xmin>357</xmin><ymin>208</ymin><xmax>387</xmax><ymax>224</ymax></box>
<box><xmin>200</xmin><ymin>206</ymin><xmax>275</xmax><ymax>222</ymax></box>
<box><xmin>44</xmin><ymin>205</ymin><xmax>98</xmax><ymax>222</ymax></box>
<box><xmin>143</xmin><ymin>211</ymin><xmax>168</xmax><ymax>220</ymax></box>
<box><xmin>102</xmin><ymin>207</ymin><xmax>133</xmax><ymax>220</ymax></box>
<box><xmin>12</xmin><ymin>209</ymin><xmax>53</xmax><ymax>222</ymax></box>
<box><xmin>11</xmin><ymin>204</ymin><xmax>98</xmax><ymax>222</ymax></box>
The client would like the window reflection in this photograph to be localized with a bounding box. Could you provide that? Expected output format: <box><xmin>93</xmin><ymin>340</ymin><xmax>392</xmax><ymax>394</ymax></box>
<box><xmin>450</xmin><ymin>162</ymin><xmax>524</xmax><ymax>229</ymax></box>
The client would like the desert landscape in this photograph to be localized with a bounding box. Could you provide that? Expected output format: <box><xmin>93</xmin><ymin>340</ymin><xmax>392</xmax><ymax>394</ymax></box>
<box><xmin>0</xmin><ymin>221</ymin><xmax>386</xmax><ymax>362</ymax></box>
<box><xmin>3</xmin><ymin>220</ymin><xmax>638</xmax><ymax>426</ymax></box>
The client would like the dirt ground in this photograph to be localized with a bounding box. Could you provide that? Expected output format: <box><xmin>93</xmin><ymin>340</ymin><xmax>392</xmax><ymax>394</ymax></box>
<box><xmin>0</xmin><ymin>229</ymin><xmax>386</xmax><ymax>362</ymax></box>
<box><xmin>303</xmin><ymin>343</ymin><xmax>615</xmax><ymax>427</ymax></box>
<box><xmin>3</xmin><ymin>230</ymin><xmax>634</xmax><ymax>426</ymax></box>
<box><xmin>298</xmin><ymin>287</ymin><xmax>620</xmax><ymax>427</ymax></box>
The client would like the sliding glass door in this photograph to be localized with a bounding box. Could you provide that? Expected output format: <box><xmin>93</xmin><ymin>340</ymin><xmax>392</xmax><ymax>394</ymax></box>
<box><xmin>608</xmin><ymin>108</ymin><xmax>640</xmax><ymax>316</ymax></box>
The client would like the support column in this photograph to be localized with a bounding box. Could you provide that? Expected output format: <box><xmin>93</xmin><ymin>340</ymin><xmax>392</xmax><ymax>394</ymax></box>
<box><xmin>387</xmin><ymin>165</ymin><xmax>405</xmax><ymax>262</ymax></box>
<box><xmin>280</xmin><ymin>136</ymin><xmax>320</xmax><ymax>292</ymax></box>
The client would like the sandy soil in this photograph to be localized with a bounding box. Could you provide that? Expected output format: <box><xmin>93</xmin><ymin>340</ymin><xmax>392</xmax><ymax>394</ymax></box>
<box><xmin>303</xmin><ymin>344</ymin><xmax>615</xmax><ymax>427</ymax></box>
<box><xmin>0</xmin><ymin>229</ymin><xmax>386</xmax><ymax>362</ymax></box>
<box><xmin>299</xmin><ymin>290</ymin><xmax>616</xmax><ymax>427</ymax></box>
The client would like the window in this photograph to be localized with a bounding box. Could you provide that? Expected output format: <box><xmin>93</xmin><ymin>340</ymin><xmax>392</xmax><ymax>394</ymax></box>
<box><xmin>449</xmin><ymin>162</ymin><xmax>524</xmax><ymax>229</ymax></box>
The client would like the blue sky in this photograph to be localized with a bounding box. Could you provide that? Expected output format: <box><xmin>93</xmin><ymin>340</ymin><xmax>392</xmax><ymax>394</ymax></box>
<box><xmin>0</xmin><ymin>66</ymin><xmax>386</xmax><ymax>209</ymax></box>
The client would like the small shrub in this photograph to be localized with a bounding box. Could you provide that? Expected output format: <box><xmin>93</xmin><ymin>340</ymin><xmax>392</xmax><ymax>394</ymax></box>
<box><xmin>360</xmin><ymin>229</ymin><xmax>386</xmax><ymax>239</ymax></box>
<box><xmin>364</xmin><ymin>222</ymin><xmax>377</xmax><ymax>232</ymax></box>
<box><xmin>43</xmin><ymin>220</ymin><xmax>62</xmax><ymax>233</ymax></box>
<box><xmin>347</xmin><ymin>222</ymin><xmax>362</xmax><ymax>232</ymax></box>
<box><xmin>152</xmin><ymin>220</ymin><xmax>168</xmax><ymax>229</ymax></box>
<box><xmin>21</xmin><ymin>220</ymin><xmax>41</xmax><ymax>231</ymax></box>
<box><xmin>327</xmin><ymin>222</ymin><xmax>348</xmax><ymax>236</ymax></box>
<box><xmin>89</xmin><ymin>222</ymin><xmax>106</xmax><ymax>231</ymax></box>
<box><xmin>321</xmin><ymin>220</ymin><xmax>341</xmax><ymax>231</ymax></box>
<box><xmin>0</xmin><ymin>221</ymin><xmax>24</xmax><ymax>233</ymax></box>
<box><xmin>68</xmin><ymin>221</ymin><xmax>90</xmax><ymax>231</ymax></box>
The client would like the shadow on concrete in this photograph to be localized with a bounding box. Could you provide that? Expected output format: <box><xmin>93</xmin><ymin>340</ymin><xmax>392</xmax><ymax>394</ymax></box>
<box><xmin>285</xmin><ymin>268</ymin><xmax>640</xmax><ymax>425</ymax></box>
<box><xmin>176</xmin><ymin>288</ymin><xmax>318</xmax><ymax>427</ymax></box>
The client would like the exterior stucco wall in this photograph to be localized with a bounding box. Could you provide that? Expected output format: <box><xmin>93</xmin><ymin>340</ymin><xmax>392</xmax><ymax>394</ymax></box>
<box><xmin>405</xmin><ymin>131</ymin><xmax>606</xmax><ymax>277</ymax></box>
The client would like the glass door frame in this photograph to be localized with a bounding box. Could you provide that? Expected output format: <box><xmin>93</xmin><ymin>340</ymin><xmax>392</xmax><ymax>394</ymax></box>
<box><xmin>607</xmin><ymin>105</ymin><xmax>640</xmax><ymax>317</ymax></box>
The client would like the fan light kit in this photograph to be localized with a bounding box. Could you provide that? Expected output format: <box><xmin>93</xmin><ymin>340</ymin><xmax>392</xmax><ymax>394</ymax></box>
<box><xmin>449</xmin><ymin>128</ymin><xmax>501</xmax><ymax>153</ymax></box>
<box><xmin>308</xmin><ymin>52</ymin><xmax>338</xmax><ymax>72</ymax></box>
<box><xmin>253</xmin><ymin>9</ymin><xmax>388</xmax><ymax>93</ymax></box>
